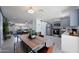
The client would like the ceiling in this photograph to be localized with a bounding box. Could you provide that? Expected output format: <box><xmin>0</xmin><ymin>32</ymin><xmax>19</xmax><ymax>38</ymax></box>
<box><xmin>1</xmin><ymin>6</ymin><xmax>78</xmax><ymax>23</ymax></box>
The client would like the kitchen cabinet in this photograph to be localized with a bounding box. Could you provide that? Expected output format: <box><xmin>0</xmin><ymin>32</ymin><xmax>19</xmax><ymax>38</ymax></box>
<box><xmin>61</xmin><ymin>33</ymin><xmax>79</xmax><ymax>53</ymax></box>
<box><xmin>70</xmin><ymin>9</ymin><xmax>79</xmax><ymax>26</ymax></box>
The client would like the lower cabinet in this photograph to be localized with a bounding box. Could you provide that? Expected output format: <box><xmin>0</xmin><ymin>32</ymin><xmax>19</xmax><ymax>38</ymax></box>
<box><xmin>61</xmin><ymin>34</ymin><xmax>79</xmax><ymax>53</ymax></box>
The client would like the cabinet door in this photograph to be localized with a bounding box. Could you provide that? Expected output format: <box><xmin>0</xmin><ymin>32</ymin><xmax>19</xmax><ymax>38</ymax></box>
<box><xmin>61</xmin><ymin>34</ymin><xmax>78</xmax><ymax>53</ymax></box>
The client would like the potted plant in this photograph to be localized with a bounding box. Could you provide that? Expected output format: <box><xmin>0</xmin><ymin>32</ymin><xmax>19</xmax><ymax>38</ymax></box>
<box><xmin>0</xmin><ymin>8</ymin><xmax>10</xmax><ymax>40</ymax></box>
<box><xmin>3</xmin><ymin>16</ymin><xmax>9</xmax><ymax>40</ymax></box>
<box><xmin>28</xmin><ymin>29</ymin><xmax>37</xmax><ymax>39</ymax></box>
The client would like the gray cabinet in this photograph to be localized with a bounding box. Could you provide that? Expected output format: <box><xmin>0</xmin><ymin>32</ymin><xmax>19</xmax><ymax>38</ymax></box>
<box><xmin>70</xmin><ymin>9</ymin><xmax>79</xmax><ymax>26</ymax></box>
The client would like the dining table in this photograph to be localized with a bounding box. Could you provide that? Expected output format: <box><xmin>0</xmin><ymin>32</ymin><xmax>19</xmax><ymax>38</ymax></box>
<box><xmin>20</xmin><ymin>34</ymin><xmax>46</xmax><ymax>52</ymax></box>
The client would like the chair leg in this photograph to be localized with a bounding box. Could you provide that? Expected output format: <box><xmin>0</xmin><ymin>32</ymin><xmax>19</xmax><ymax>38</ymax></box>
<box><xmin>14</xmin><ymin>43</ymin><xmax>15</xmax><ymax>53</ymax></box>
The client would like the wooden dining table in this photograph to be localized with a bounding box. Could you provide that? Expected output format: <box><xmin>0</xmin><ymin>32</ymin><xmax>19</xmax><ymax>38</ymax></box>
<box><xmin>20</xmin><ymin>34</ymin><xmax>46</xmax><ymax>52</ymax></box>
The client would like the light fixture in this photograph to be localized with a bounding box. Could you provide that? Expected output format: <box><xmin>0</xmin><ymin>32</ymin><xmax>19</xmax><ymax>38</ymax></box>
<box><xmin>26</xmin><ymin>6</ymin><xmax>43</xmax><ymax>14</ymax></box>
<box><xmin>27</xmin><ymin>6</ymin><xmax>34</xmax><ymax>13</ymax></box>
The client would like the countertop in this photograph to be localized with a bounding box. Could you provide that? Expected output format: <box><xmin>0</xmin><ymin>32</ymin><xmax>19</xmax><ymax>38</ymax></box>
<box><xmin>62</xmin><ymin>31</ymin><xmax>79</xmax><ymax>37</ymax></box>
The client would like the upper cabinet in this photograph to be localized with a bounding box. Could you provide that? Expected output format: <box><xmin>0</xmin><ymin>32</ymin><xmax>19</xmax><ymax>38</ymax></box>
<box><xmin>60</xmin><ymin>16</ymin><xmax>70</xmax><ymax>27</ymax></box>
<box><xmin>52</xmin><ymin>16</ymin><xmax>70</xmax><ymax>27</ymax></box>
<box><xmin>70</xmin><ymin>9</ymin><xmax>79</xmax><ymax>26</ymax></box>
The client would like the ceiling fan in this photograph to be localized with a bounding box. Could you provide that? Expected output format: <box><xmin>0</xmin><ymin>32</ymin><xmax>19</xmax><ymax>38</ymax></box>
<box><xmin>26</xmin><ymin>6</ymin><xmax>44</xmax><ymax>13</ymax></box>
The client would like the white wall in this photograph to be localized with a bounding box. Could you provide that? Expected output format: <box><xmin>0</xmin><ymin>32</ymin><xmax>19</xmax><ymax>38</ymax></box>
<box><xmin>0</xmin><ymin>12</ymin><xmax>3</xmax><ymax>48</ymax></box>
<box><xmin>41</xmin><ymin>21</ymin><xmax>47</xmax><ymax>35</ymax></box>
<box><xmin>32</xmin><ymin>19</ymin><xmax>36</xmax><ymax>30</ymax></box>
<box><xmin>36</xmin><ymin>19</ymin><xmax>47</xmax><ymax>35</ymax></box>
<box><xmin>36</xmin><ymin>19</ymin><xmax>42</xmax><ymax>32</ymax></box>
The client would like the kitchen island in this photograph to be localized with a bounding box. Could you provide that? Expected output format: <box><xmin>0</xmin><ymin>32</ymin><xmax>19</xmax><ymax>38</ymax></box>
<box><xmin>61</xmin><ymin>32</ymin><xmax>79</xmax><ymax>53</ymax></box>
